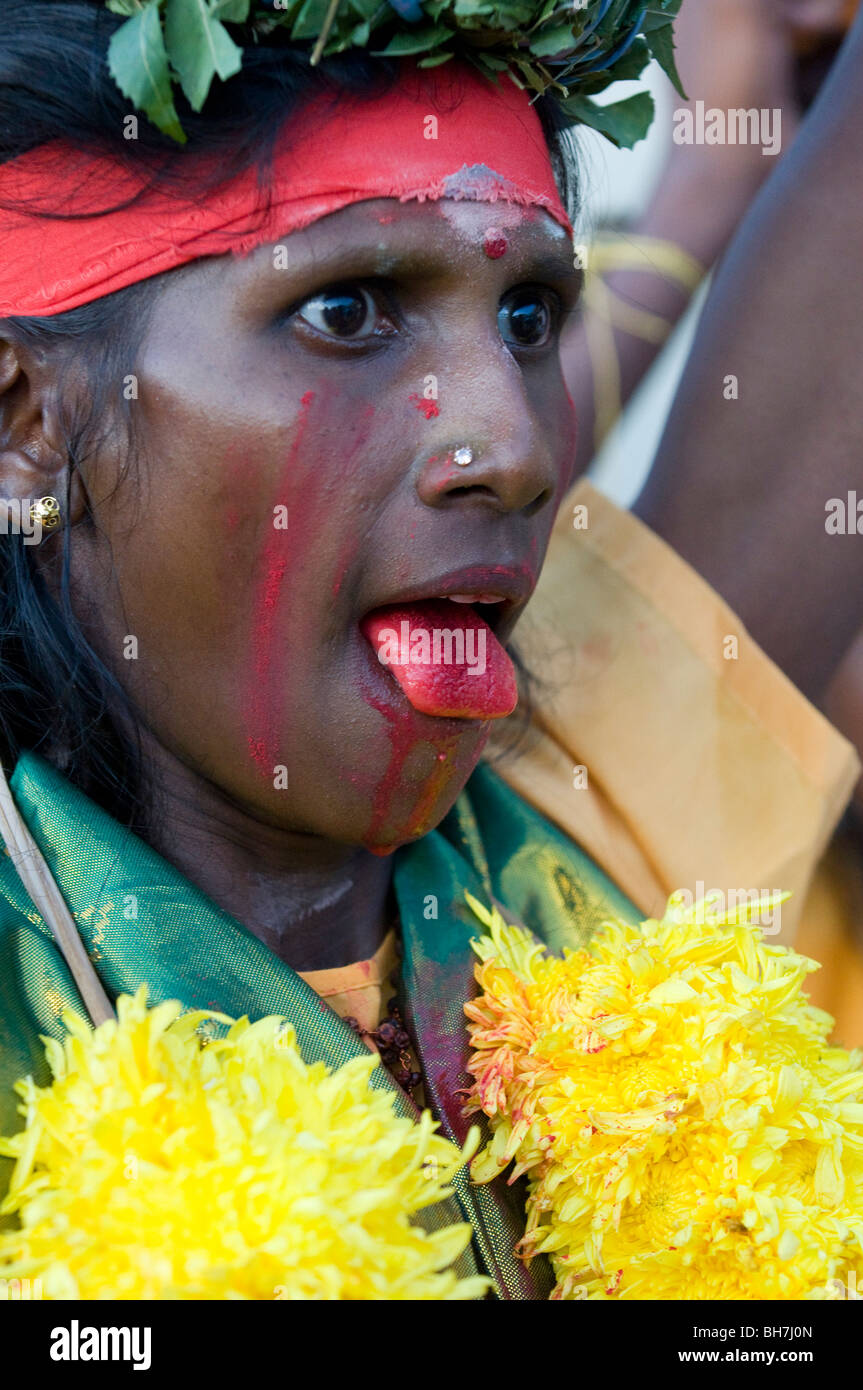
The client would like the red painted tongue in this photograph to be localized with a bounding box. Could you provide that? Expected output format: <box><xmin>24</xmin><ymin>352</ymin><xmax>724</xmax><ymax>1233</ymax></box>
<box><xmin>361</xmin><ymin>599</ymin><xmax>517</xmax><ymax>719</ymax></box>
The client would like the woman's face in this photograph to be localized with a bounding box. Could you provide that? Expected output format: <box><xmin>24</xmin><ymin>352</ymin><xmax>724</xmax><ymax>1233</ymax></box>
<box><xmin>70</xmin><ymin>195</ymin><xmax>579</xmax><ymax>852</ymax></box>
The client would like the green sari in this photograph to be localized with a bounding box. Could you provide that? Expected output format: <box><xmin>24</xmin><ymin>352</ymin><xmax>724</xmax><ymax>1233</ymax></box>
<box><xmin>0</xmin><ymin>750</ymin><xmax>635</xmax><ymax>1299</ymax></box>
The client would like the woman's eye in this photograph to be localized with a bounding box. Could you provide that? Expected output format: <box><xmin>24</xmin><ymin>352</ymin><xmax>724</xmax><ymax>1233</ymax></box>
<box><xmin>295</xmin><ymin>284</ymin><xmax>392</xmax><ymax>341</ymax></box>
<box><xmin>497</xmin><ymin>288</ymin><xmax>557</xmax><ymax>349</ymax></box>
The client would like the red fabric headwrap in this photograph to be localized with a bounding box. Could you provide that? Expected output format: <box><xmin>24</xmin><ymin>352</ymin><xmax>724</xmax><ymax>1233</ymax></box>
<box><xmin>0</xmin><ymin>61</ymin><xmax>572</xmax><ymax>319</ymax></box>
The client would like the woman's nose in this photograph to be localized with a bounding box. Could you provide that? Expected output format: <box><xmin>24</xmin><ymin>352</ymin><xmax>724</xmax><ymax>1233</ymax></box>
<box><xmin>412</xmin><ymin>361</ymin><xmax>561</xmax><ymax>517</ymax></box>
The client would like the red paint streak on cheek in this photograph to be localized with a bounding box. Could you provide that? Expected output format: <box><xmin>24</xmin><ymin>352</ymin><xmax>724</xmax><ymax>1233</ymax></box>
<box><xmin>483</xmin><ymin>227</ymin><xmax>508</xmax><ymax>259</ymax></box>
<box><xmin>261</xmin><ymin>555</ymin><xmax>288</xmax><ymax>614</ymax></box>
<box><xmin>408</xmin><ymin>393</ymin><xmax>439</xmax><ymax>420</ymax></box>
<box><xmin>246</xmin><ymin>397</ymin><xmax>378</xmax><ymax>773</ymax></box>
<box><xmin>245</xmin><ymin>390</ymin><xmax>315</xmax><ymax>774</ymax></box>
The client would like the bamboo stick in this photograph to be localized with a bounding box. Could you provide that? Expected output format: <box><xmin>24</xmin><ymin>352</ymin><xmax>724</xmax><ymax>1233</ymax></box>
<box><xmin>0</xmin><ymin>762</ymin><xmax>114</xmax><ymax>1027</ymax></box>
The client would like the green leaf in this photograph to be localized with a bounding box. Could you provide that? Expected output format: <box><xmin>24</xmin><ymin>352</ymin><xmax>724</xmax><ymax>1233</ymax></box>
<box><xmin>559</xmin><ymin>90</ymin><xmax>655</xmax><ymax>149</ymax></box>
<box><xmin>565</xmin><ymin>36</ymin><xmax>648</xmax><ymax>95</ymax></box>
<box><xmin>290</xmin><ymin>0</ymin><xmax>333</xmax><ymax>41</ymax></box>
<box><xmin>641</xmin><ymin>0</ymin><xmax>684</xmax><ymax>29</ymax></box>
<box><xmin>211</xmin><ymin>0</ymin><xmax>251</xmax><ymax>19</ymax></box>
<box><xmin>371</xmin><ymin>23</ymin><xmax>451</xmax><ymax>54</ymax></box>
<box><xmin>529</xmin><ymin>0</ymin><xmax>559</xmax><ymax>29</ymax></box>
<box><xmin>606</xmin><ymin>33</ymin><xmax>649</xmax><ymax>78</ymax></box>
<box><xmin>512</xmin><ymin>55</ymin><xmax>547</xmax><ymax>95</ymax></box>
<box><xmin>644</xmin><ymin>20</ymin><xmax>685</xmax><ymax>99</ymax></box>
<box><xmin>108</xmin><ymin>4</ymin><xmax>187</xmax><ymax>141</ymax></box>
<box><xmin>106</xmin><ymin>0</ymin><xmax>154</xmax><ymax>15</ymax></box>
<box><xmin>417</xmin><ymin>48</ymin><xmax>455</xmax><ymax>66</ymax></box>
<box><xmin>527</xmin><ymin>22</ymin><xmax>575</xmax><ymax>58</ymax></box>
<box><xmin>101</xmin><ymin>0</ymin><xmax>682</xmax><ymax>152</ymax></box>
<box><xmin>165</xmin><ymin>0</ymin><xmax>244</xmax><ymax>111</ymax></box>
<box><xmin>474</xmin><ymin>52</ymin><xmax>510</xmax><ymax>71</ymax></box>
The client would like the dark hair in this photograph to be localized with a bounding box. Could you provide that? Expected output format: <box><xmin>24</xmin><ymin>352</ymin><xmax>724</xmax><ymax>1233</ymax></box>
<box><xmin>0</xmin><ymin>0</ymin><xmax>577</xmax><ymax>823</ymax></box>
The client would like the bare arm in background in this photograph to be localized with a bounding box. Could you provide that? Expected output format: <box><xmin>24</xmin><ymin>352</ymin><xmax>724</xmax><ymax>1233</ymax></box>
<box><xmin>634</xmin><ymin>1</ymin><xmax>863</xmax><ymax>705</ymax></box>
<box><xmin>563</xmin><ymin>0</ymin><xmax>802</xmax><ymax>477</ymax></box>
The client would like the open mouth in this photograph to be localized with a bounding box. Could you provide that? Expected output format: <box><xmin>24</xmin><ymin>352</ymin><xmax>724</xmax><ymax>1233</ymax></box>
<box><xmin>449</xmin><ymin>596</ymin><xmax>511</xmax><ymax>636</ymax></box>
<box><xmin>359</xmin><ymin>595</ymin><xmax>519</xmax><ymax>720</ymax></box>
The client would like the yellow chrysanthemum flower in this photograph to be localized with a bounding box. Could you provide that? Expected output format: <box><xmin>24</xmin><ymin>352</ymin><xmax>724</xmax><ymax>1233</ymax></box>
<box><xmin>0</xmin><ymin>989</ymin><xmax>487</xmax><ymax>1300</ymax></box>
<box><xmin>463</xmin><ymin>893</ymin><xmax>863</xmax><ymax>1301</ymax></box>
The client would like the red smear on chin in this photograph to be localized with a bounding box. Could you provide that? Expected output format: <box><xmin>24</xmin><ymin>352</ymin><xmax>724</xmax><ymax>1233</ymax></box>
<box><xmin>360</xmin><ymin>687</ymin><xmax>481</xmax><ymax>854</ymax></box>
<box><xmin>361</xmin><ymin>691</ymin><xmax>419</xmax><ymax>852</ymax></box>
<box><xmin>408</xmin><ymin>393</ymin><xmax>439</xmax><ymax>420</ymax></box>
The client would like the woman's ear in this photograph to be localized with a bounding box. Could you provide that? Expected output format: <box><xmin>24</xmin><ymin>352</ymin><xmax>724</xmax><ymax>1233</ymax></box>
<box><xmin>0</xmin><ymin>334</ymin><xmax>88</xmax><ymax>543</ymax></box>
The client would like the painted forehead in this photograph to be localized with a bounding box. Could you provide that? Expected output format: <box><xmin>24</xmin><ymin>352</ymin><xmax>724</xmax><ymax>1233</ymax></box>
<box><xmin>0</xmin><ymin>66</ymin><xmax>571</xmax><ymax>318</ymax></box>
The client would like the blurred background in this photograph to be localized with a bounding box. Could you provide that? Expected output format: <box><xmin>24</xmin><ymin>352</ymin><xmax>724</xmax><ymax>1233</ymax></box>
<box><xmin>559</xmin><ymin>0</ymin><xmax>863</xmax><ymax>1044</ymax></box>
<box><xmin>566</xmin><ymin>0</ymin><xmax>857</xmax><ymax>506</ymax></box>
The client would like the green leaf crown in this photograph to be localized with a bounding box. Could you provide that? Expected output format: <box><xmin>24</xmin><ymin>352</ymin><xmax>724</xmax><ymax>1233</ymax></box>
<box><xmin>105</xmin><ymin>0</ymin><xmax>684</xmax><ymax>150</ymax></box>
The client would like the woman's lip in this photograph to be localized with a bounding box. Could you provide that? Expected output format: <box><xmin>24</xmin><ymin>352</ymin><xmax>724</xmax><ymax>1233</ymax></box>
<box><xmin>361</xmin><ymin>563</ymin><xmax>536</xmax><ymax>616</ymax></box>
<box><xmin>448</xmin><ymin>593</ymin><xmax>506</xmax><ymax>604</ymax></box>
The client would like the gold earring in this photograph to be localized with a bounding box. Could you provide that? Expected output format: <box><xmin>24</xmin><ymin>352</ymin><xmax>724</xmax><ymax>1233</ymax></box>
<box><xmin>29</xmin><ymin>496</ymin><xmax>61</xmax><ymax>537</ymax></box>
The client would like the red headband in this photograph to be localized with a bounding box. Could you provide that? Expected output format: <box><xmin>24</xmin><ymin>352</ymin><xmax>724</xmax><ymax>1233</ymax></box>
<box><xmin>0</xmin><ymin>62</ymin><xmax>572</xmax><ymax>319</ymax></box>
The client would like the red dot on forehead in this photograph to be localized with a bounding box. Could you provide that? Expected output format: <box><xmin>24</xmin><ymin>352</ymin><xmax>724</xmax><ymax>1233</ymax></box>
<box><xmin>483</xmin><ymin>228</ymin><xmax>508</xmax><ymax>259</ymax></box>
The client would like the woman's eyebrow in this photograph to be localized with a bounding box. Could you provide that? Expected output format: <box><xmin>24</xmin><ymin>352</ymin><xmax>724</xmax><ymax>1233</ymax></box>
<box><xmin>521</xmin><ymin>250</ymin><xmax>583</xmax><ymax>286</ymax></box>
<box><xmin>286</xmin><ymin>237</ymin><xmax>579</xmax><ymax>287</ymax></box>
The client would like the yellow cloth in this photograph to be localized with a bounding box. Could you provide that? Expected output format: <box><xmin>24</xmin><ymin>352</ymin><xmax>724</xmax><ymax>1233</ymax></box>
<box><xmin>297</xmin><ymin>928</ymin><xmax>398</xmax><ymax>1040</ymax></box>
<box><xmin>298</xmin><ymin>930</ymin><xmax>426</xmax><ymax>1103</ymax></box>
<box><xmin>489</xmin><ymin>479</ymin><xmax>861</xmax><ymax>950</ymax></box>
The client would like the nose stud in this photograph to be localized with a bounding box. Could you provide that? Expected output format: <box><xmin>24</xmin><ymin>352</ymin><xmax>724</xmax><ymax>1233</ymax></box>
<box><xmin>453</xmin><ymin>446</ymin><xmax>474</xmax><ymax>468</ymax></box>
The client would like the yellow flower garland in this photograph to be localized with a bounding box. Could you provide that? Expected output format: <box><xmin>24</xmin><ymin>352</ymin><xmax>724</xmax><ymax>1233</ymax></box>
<box><xmin>0</xmin><ymin>990</ymin><xmax>486</xmax><ymax>1300</ymax></box>
<box><xmin>463</xmin><ymin>894</ymin><xmax>863</xmax><ymax>1300</ymax></box>
<box><xmin>4</xmin><ymin>890</ymin><xmax>863</xmax><ymax>1301</ymax></box>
